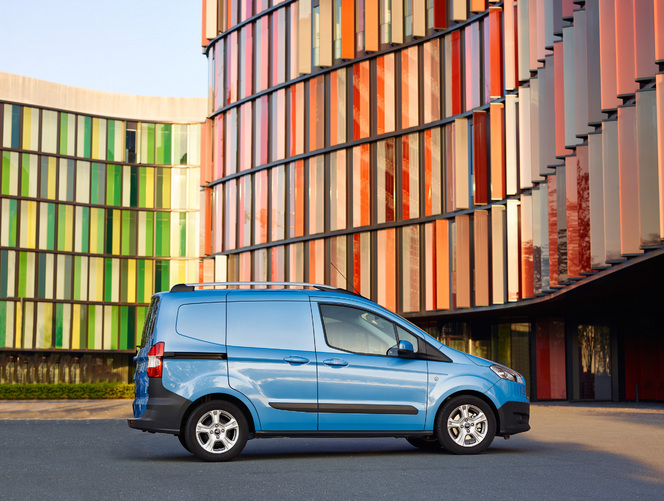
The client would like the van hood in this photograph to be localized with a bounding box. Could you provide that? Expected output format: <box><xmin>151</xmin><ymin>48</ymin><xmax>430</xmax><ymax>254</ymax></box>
<box><xmin>463</xmin><ymin>353</ymin><xmax>494</xmax><ymax>367</ymax></box>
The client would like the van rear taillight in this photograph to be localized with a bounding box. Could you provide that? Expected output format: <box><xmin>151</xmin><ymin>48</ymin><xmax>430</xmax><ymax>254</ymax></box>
<box><xmin>146</xmin><ymin>342</ymin><xmax>164</xmax><ymax>378</ymax></box>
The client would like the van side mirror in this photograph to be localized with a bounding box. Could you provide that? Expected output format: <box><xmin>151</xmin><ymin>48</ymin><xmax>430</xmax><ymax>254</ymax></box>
<box><xmin>397</xmin><ymin>340</ymin><xmax>414</xmax><ymax>357</ymax></box>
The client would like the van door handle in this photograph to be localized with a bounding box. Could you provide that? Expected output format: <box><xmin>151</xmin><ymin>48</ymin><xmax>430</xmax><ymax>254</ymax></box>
<box><xmin>323</xmin><ymin>358</ymin><xmax>349</xmax><ymax>367</ymax></box>
<box><xmin>283</xmin><ymin>356</ymin><xmax>310</xmax><ymax>365</ymax></box>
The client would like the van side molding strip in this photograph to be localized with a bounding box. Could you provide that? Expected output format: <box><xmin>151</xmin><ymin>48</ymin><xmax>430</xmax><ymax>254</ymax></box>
<box><xmin>269</xmin><ymin>403</ymin><xmax>418</xmax><ymax>415</ymax></box>
<box><xmin>163</xmin><ymin>352</ymin><xmax>227</xmax><ymax>360</ymax></box>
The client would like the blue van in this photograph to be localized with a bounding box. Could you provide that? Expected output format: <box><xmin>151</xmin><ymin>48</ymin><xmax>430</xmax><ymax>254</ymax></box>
<box><xmin>128</xmin><ymin>283</ymin><xmax>529</xmax><ymax>461</ymax></box>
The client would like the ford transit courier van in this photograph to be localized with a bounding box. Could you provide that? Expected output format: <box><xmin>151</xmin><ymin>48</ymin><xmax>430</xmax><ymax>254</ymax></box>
<box><xmin>128</xmin><ymin>282</ymin><xmax>530</xmax><ymax>461</ymax></box>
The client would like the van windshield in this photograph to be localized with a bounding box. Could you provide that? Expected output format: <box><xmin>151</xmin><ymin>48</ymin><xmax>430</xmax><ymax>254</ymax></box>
<box><xmin>139</xmin><ymin>296</ymin><xmax>161</xmax><ymax>349</ymax></box>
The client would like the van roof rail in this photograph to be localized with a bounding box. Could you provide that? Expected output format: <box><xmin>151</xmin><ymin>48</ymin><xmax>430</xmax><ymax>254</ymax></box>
<box><xmin>169</xmin><ymin>282</ymin><xmax>360</xmax><ymax>295</ymax></box>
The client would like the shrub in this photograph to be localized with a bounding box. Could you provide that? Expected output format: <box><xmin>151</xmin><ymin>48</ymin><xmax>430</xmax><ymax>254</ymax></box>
<box><xmin>0</xmin><ymin>383</ymin><xmax>134</xmax><ymax>400</ymax></box>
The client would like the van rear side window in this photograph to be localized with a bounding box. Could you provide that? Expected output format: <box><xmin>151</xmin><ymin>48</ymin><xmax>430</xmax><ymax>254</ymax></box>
<box><xmin>176</xmin><ymin>302</ymin><xmax>226</xmax><ymax>345</ymax></box>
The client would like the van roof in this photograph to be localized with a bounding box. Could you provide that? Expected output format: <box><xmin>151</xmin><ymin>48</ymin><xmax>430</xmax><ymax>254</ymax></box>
<box><xmin>170</xmin><ymin>282</ymin><xmax>360</xmax><ymax>296</ymax></box>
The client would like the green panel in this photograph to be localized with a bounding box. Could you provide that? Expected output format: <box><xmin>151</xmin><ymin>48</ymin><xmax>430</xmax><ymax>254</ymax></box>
<box><xmin>145</xmin><ymin>212</ymin><xmax>154</xmax><ymax>257</ymax></box>
<box><xmin>106</xmin><ymin>164</ymin><xmax>121</xmax><ymax>206</ymax></box>
<box><xmin>40</xmin><ymin>157</ymin><xmax>49</xmax><ymax>199</ymax></box>
<box><xmin>126</xmin><ymin>306</ymin><xmax>136</xmax><ymax>350</ymax></box>
<box><xmin>104</xmin><ymin>258</ymin><xmax>113</xmax><ymax>302</ymax></box>
<box><xmin>138</xmin><ymin>167</ymin><xmax>146</xmax><ymax>207</ymax></box>
<box><xmin>6</xmin><ymin>199</ymin><xmax>17</xmax><ymax>246</ymax></box>
<box><xmin>87</xmin><ymin>305</ymin><xmax>96</xmax><ymax>349</ymax></box>
<box><xmin>0</xmin><ymin>251</ymin><xmax>9</xmax><ymax>297</ymax></box>
<box><xmin>20</xmin><ymin>154</ymin><xmax>31</xmax><ymax>197</ymax></box>
<box><xmin>122</xmin><ymin>211</ymin><xmax>130</xmax><ymax>256</ymax></box>
<box><xmin>46</xmin><ymin>203</ymin><xmax>56</xmax><ymax>250</ymax></box>
<box><xmin>154</xmin><ymin>260</ymin><xmax>169</xmax><ymax>293</ymax></box>
<box><xmin>1</xmin><ymin>152</ymin><xmax>10</xmax><ymax>195</ymax></box>
<box><xmin>80</xmin><ymin>207</ymin><xmax>90</xmax><ymax>253</ymax></box>
<box><xmin>179</xmin><ymin>213</ymin><xmax>187</xmax><ymax>257</ymax></box>
<box><xmin>146</xmin><ymin>124</ymin><xmax>155</xmax><ymax>164</ymax></box>
<box><xmin>105</xmin><ymin>210</ymin><xmax>114</xmax><ymax>254</ymax></box>
<box><xmin>91</xmin><ymin>163</ymin><xmax>106</xmax><ymax>204</ymax></box>
<box><xmin>83</xmin><ymin>116</ymin><xmax>92</xmax><ymax>158</ymax></box>
<box><xmin>55</xmin><ymin>303</ymin><xmax>64</xmax><ymax>348</ymax></box>
<box><xmin>79</xmin><ymin>304</ymin><xmax>88</xmax><ymax>348</ymax></box>
<box><xmin>0</xmin><ymin>302</ymin><xmax>6</xmax><ymax>347</ymax></box>
<box><xmin>59</xmin><ymin>113</ymin><xmax>69</xmax><ymax>154</ymax></box>
<box><xmin>38</xmin><ymin>253</ymin><xmax>47</xmax><ymax>298</ymax></box>
<box><xmin>137</xmin><ymin>260</ymin><xmax>145</xmax><ymax>302</ymax></box>
<box><xmin>18</xmin><ymin>252</ymin><xmax>27</xmax><ymax>298</ymax></box>
<box><xmin>130</xmin><ymin>166</ymin><xmax>139</xmax><ymax>207</ymax></box>
<box><xmin>11</xmin><ymin>105</ymin><xmax>20</xmax><ymax>148</ymax></box>
<box><xmin>66</xmin><ymin>159</ymin><xmax>76</xmax><ymax>200</ymax></box>
<box><xmin>57</xmin><ymin>205</ymin><xmax>67</xmax><ymax>251</ymax></box>
<box><xmin>110</xmin><ymin>305</ymin><xmax>119</xmax><ymax>350</ymax></box>
<box><xmin>156</xmin><ymin>124</ymin><xmax>172</xmax><ymax>165</ymax></box>
<box><xmin>154</xmin><ymin>212</ymin><xmax>170</xmax><ymax>257</ymax></box>
<box><xmin>107</xmin><ymin>120</ymin><xmax>116</xmax><ymax>161</ymax></box>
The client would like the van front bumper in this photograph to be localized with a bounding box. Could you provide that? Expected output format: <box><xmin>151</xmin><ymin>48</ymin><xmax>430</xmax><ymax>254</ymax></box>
<box><xmin>127</xmin><ymin>379</ymin><xmax>190</xmax><ymax>435</ymax></box>
<box><xmin>497</xmin><ymin>401</ymin><xmax>530</xmax><ymax>436</ymax></box>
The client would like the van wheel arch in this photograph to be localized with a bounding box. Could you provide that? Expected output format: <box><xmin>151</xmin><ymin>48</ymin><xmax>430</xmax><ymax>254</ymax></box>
<box><xmin>434</xmin><ymin>391</ymin><xmax>500</xmax><ymax>438</ymax></box>
<box><xmin>180</xmin><ymin>394</ymin><xmax>256</xmax><ymax>439</ymax></box>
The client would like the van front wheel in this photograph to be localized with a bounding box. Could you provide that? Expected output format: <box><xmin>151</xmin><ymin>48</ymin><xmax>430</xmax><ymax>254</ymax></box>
<box><xmin>185</xmin><ymin>401</ymin><xmax>248</xmax><ymax>461</ymax></box>
<box><xmin>436</xmin><ymin>396</ymin><xmax>495</xmax><ymax>454</ymax></box>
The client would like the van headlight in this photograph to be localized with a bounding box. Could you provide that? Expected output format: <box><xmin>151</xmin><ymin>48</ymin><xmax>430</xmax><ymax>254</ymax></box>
<box><xmin>490</xmin><ymin>364</ymin><xmax>524</xmax><ymax>384</ymax></box>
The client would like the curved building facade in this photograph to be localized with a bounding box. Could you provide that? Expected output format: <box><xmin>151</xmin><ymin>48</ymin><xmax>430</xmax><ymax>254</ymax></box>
<box><xmin>200</xmin><ymin>1</ymin><xmax>664</xmax><ymax>401</ymax></box>
<box><xmin>0</xmin><ymin>73</ymin><xmax>205</xmax><ymax>383</ymax></box>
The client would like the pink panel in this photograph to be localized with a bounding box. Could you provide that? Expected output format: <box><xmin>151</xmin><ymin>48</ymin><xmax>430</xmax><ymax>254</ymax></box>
<box><xmin>598</xmin><ymin>0</ymin><xmax>620</xmax><ymax>111</ymax></box>
<box><xmin>615</xmin><ymin>0</ymin><xmax>636</xmax><ymax>97</ymax></box>
<box><xmin>633</xmin><ymin>0</ymin><xmax>658</xmax><ymax>80</ymax></box>
<box><xmin>617</xmin><ymin>105</ymin><xmax>641</xmax><ymax>255</ymax></box>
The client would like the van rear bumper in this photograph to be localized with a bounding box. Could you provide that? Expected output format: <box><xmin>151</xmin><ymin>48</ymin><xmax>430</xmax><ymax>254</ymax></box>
<box><xmin>497</xmin><ymin>401</ymin><xmax>530</xmax><ymax>436</ymax></box>
<box><xmin>127</xmin><ymin>379</ymin><xmax>190</xmax><ymax>435</ymax></box>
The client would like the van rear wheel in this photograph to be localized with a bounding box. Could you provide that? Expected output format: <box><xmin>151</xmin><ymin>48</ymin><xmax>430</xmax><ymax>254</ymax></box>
<box><xmin>185</xmin><ymin>401</ymin><xmax>248</xmax><ymax>461</ymax></box>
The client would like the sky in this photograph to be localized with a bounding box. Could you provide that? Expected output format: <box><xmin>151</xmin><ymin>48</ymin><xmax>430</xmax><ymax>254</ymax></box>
<box><xmin>0</xmin><ymin>0</ymin><xmax>207</xmax><ymax>97</ymax></box>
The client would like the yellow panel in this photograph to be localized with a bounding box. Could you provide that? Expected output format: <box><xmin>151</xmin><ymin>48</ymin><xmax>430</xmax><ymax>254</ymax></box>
<box><xmin>113</xmin><ymin>211</ymin><xmax>122</xmax><ymax>255</ymax></box>
<box><xmin>47</xmin><ymin>157</ymin><xmax>57</xmax><ymax>199</ymax></box>
<box><xmin>413</xmin><ymin>0</ymin><xmax>426</xmax><ymax>37</ymax></box>
<box><xmin>491</xmin><ymin>204</ymin><xmax>505</xmax><ymax>304</ymax></box>
<box><xmin>452</xmin><ymin>0</ymin><xmax>467</xmax><ymax>21</ymax></box>
<box><xmin>92</xmin><ymin>118</ymin><xmax>100</xmax><ymax>159</ymax></box>
<box><xmin>15</xmin><ymin>302</ymin><xmax>23</xmax><ymax>348</ymax></box>
<box><xmin>298</xmin><ymin>1</ymin><xmax>312</xmax><ymax>74</ymax></box>
<box><xmin>392</xmin><ymin>0</ymin><xmax>404</xmax><ymax>44</ymax></box>
<box><xmin>205</xmin><ymin>0</ymin><xmax>218</xmax><ymax>39</ymax></box>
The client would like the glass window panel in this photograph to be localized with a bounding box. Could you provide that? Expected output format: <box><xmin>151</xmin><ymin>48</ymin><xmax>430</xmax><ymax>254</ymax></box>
<box><xmin>424</xmin><ymin>127</ymin><xmax>443</xmax><ymax>216</ymax></box>
<box><xmin>140</xmin><ymin>123</ymin><xmax>156</xmax><ymax>165</ymax></box>
<box><xmin>173</xmin><ymin>124</ymin><xmax>188</xmax><ymax>165</ymax></box>
<box><xmin>288</xmin><ymin>161</ymin><xmax>305</xmax><ymax>238</ymax></box>
<box><xmin>254</xmin><ymin>96</ymin><xmax>269</xmax><ymax>167</ymax></box>
<box><xmin>271</xmin><ymin>89</ymin><xmax>286</xmax><ymax>162</ymax></box>
<box><xmin>90</xmin><ymin>163</ymin><xmax>106</xmax><ymax>205</ymax></box>
<box><xmin>255</xmin><ymin>17</ymin><xmax>269</xmax><ymax>92</ymax></box>
<box><xmin>290</xmin><ymin>82</ymin><xmax>305</xmax><ymax>156</ymax></box>
<box><xmin>272</xmin><ymin>8</ymin><xmax>287</xmax><ymax>85</ymax></box>
<box><xmin>3</xmin><ymin>104</ymin><xmax>21</xmax><ymax>149</ymax></box>
<box><xmin>21</xmin><ymin>154</ymin><xmax>38</xmax><ymax>198</ymax></box>
<box><xmin>225</xmin><ymin>108</ymin><xmax>238</xmax><ymax>175</ymax></box>
<box><xmin>254</xmin><ymin>170</ymin><xmax>268</xmax><ymax>245</ymax></box>
<box><xmin>330</xmin><ymin>68</ymin><xmax>347</xmax><ymax>146</ymax></box>
<box><xmin>0</xmin><ymin>199</ymin><xmax>18</xmax><ymax>247</ymax></box>
<box><xmin>352</xmin><ymin>61</ymin><xmax>371</xmax><ymax>140</ymax></box>
<box><xmin>328</xmin><ymin>235</ymin><xmax>347</xmax><ymax>289</ymax></box>
<box><xmin>352</xmin><ymin>232</ymin><xmax>371</xmax><ymax>297</ymax></box>
<box><xmin>309</xmin><ymin>155</ymin><xmax>325</xmax><ymax>235</ymax></box>
<box><xmin>22</xmin><ymin>107</ymin><xmax>39</xmax><ymax>151</ymax></box>
<box><xmin>352</xmin><ymin>144</ymin><xmax>371</xmax><ymax>227</ymax></box>
<box><xmin>41</xmin><ymin>110</ymin><xmax>58</xmax><ymax>154</ymax></box>
<box><xmin>238</xmin><ymin>174</ymin><xmax>252</xmax><ymax>248</ymax></box>
<box><xmin>377</xmin><ymin>138</ymin><xmax>396</xmax><ymax>224</ymax></box>
<box><xmin>239</xmin><ymin>24</ymin><xmax>253</xmax><ymax>99</ymax></box>
<box><xmin>239</xmin><ymin>102</ymin><xmax>252</xmax><ymax>171</ymax></box>
<box><xmin>423</xmin><ymin>39</ymin><xmax>441</xmax><ymax>123</ymax></box>
<box><xmin>224</xmin><ymin>179</ymin><xmax>237</xmax><ymax>250</ymax></box>
<box><xmin>19</xmin><ymin>201</ymin><xmax>37</xmax><ymax>250</ymax></box>
<box><xmin>402</xmin><ymin>133</ymin><xmax>420</xmax><ymax>220</ymax></box>
<box><xmin>401</xmin><ymin>46</ymin><xmax>419</xmax><ymax>129</ymax></box>
<box><xmin>226</xmin><ymin>31</ymin><xmax>238</xmax><ymax>105</ymax></box>
<box><xmin>309</xmin><ymin>75</ymin><xmax>325</xmax><ymax>151</ymax></box>
<box><xmin>2</xmin><ymin>151</ymin><xmax>20</xmax><ymax>196</ymax></box>
<box><xmin>329</xmin><ymin>150</ymin><xmax>347</xmax><ymax>231</ymax></box>
<box><xmin>271</xmin><ymin>165</ymin><xmax>286</xmax><ymax>241</ymax></box>
<box><xmin>376</xmin><ymin>228</ymin><xmax>396</xmax><ymax>311</ymax></box>
<box><xmin>77</xmin><ymin>115</ymin><xmax>92</xmax><ymax>158</ymax></box>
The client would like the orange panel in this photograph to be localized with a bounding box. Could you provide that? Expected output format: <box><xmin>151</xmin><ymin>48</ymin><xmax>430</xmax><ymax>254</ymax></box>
<box><xmin>490</xmin><ymin>103</ymin><xmax>505</xmax><ymax>200</ymax></box>
<box><xmin>599</xmin><ymin>0</ymin><xmax>619</xmax><ymax>111</ymax></box>
<box><xmin>201</xmin><ymin>0</ymin><xmax>208</xmax><ymax>46</ymax></box>
<box><xmin>489</xmin><ymin>7</ymin><xmax>503</xmax><ymax>99</ymax></box>
<box><xmin>633</xmin><ymin>0</ymin><xmax>658</xmax><ymax>80</ymax></box>
<box><xmin>342</xmin><ymin>0</ymin><xmax>355</xmax><ymax>59</ymax></box>
<box><xmin>471</xmin><ymin>0</ymin><xmax>486</xmax><ymax>12</ymax></box>
<box><xmin>520</xmin><ymin>195</ymin><xmax>534</xmax><ymax>298</ymax></box>
<box><xmin>366</xmin><ymin>0</ymin><xmax>379</xmax><ymax>51</ymax></box>
<box><xmin>456</xmin><ymin>215</ymin><xmax>471</xmax><ymax>308</ymax></box>
<box><xmin>615</xmin><ymin>0</ymin><xmax>636</xmax><ymax>97</ymax></box>
<box><xmin>330</xmin><ymin>72</ymin><xmax>338</xmax><ymax>147</ymax></box>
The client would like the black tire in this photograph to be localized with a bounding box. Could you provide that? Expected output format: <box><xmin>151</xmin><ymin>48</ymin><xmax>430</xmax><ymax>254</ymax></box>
<box><xmin>435</xmin><ymin>396</ymin><xmax>496</xmax><ymax>455</ymax></box>
<box><xmin>177</xmin><ymin>433</ymin><xmax>190</xmax><ymax>452</ymax></box>
<box><xmin>184</xmin><ymin>401</ymin><xmax>248</xmax><ymax>462</ymax></box>
<box><xmin>406</xmin><ymin>436</ymin><xmax>443</xmax><ymax>450</ymax></box>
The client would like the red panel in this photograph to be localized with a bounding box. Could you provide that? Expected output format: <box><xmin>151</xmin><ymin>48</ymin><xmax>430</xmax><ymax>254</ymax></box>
<box><xmin>576</xmin><ymin>145</ymin><xmax>591</xmax><ymax>274</ymax></box>
<box><xmin>615</xmin><ymin>0</ymin><xmax>636</xmax><ymax>97</ymax></box>
<box><xmin>548</xmin><ymin>174</ymin><xmax>558</xmax><ymax>288</ymax></box>
<box><xmin>562</xmin><ymin>0</ymin><xmax>575</xmax><ymax>19</ymax></box>
<box><xmin>473</xmin><ymin>111</ymin><xmax>488</xmax><ymax>204</ymax></box>
<box><xmin>566</xmin><ymin>155</ymin><xmax>580</xmax><ymax>279</ymax></box>
<box><xmin>656</xmin><ymin>0</ymin><xmax>664</xmax><ymax>62</ymax></box>
<box><xmin>536</xmin><ymin>319</ymin><xmax>567</xmax><ymax>400</ymax></box>
<box><xmin>433</xmin><ymin>0</ymin><xmax>447</xmax><ymax>29</ymax></box>
<box><xmin>536</xmin><ymin>321</ymin><xmax>552</xmax><ymax>399</ymax></box>
<box><xmin>352</xmin><ymin>234</ymin><xmax>362</xmax><ymax>293</ymax></box>
<box><xmin>201</xmin><ymin>0</ymin><xmax>208</xmax><ymax>46</ymax></box>
<box><xmin>633</xmin><ymin>0</ymin><xmax>658</xmax><ymax>80</ymax></box>
<box><xmin>377</xmin><ymin>57</ymin><xmax>385</xmax><ymax>135</ymax></box>
<box><xmin>489</xmin><ymin>7</ymin><xmax>503</xmax><ymax>99</ymax></box>
<box><xmin>342</xmin><ymin>0</ymin><xmax>355</xmax><ymax>59</ymax></box>
<box><xmin>402</xmin><ymin>136</ymin><xmax>411</xmax><ymax>219</ymax></box>
<box><xmin>451</xmin><ymin>30</ymin><xmax>462</xmax><ymax>115</ymax></box>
